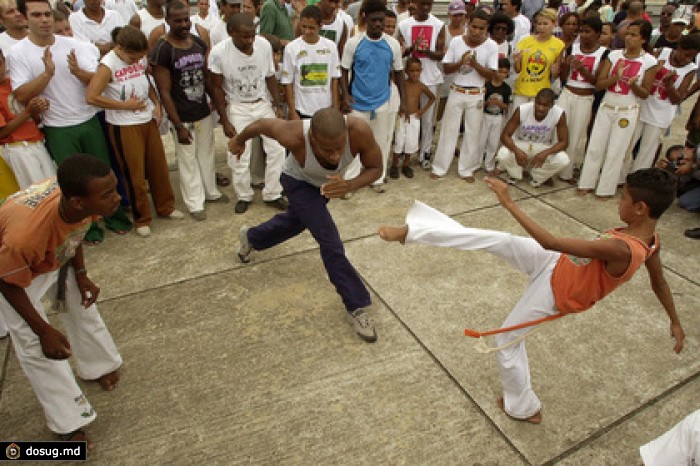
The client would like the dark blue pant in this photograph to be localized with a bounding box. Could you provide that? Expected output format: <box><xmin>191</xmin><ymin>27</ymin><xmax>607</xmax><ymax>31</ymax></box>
<box><xmin>248</xmin><ymin>174</ymin><xmax>371</xmax><ymax>313</ymax></box>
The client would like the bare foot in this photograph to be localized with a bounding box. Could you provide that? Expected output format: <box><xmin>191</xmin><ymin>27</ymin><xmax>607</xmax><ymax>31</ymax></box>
<box><xmin>378</xmin><ymin>225</ymin><xmax>408</xmax><ymax>244</ymax></box>
<box><xmin>462</xmin><ymin>176</ymin><xmax>476</xmax><ymax>183</ymax></box>
<box><xmin>497</xmin><ymin>397</ymin><xmax>542</xmax><ymax>424</ymax></box>
<box><xmin>429</xmin><ymin>173</ymin><xmax>441</xmax><ymax>180</ymax></box>
<box><xmin>576</xmin><ymin>189</ymin><xmax>592</xmax><ymax>196</ymax></box>
<box><xmin>60</xmin><ymin>429</ymin><xmax>95</xmax><ymax>451</ymax></box>
<box><xmin>96</xmin><ymin>370</ymin><xmax>119</xmax><ymax>391</ymax></box>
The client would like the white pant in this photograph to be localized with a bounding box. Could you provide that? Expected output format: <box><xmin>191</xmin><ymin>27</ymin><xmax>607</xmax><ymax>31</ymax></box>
<box><xmin>0</xmin><ymin>268</ymin><xmax>122</xmax><ymax>434</ymax></box>
<box><xmin>556</xmin><ymin>88</ymin><xmax>594</xmax><ymax>180</ymax></box>
<box><xmin>579</xmin><ymin>101</ymin><xmax>639</xmax><ymax>196</ymax></box>
<box><xmin>393</xmin><ymin>114</ymin><xmax>420</xmax><ymax>154</ymax></box>
<box><xmin>1</xmin><ymin>142</ymin><xmax>56</xmax><ymax>189</ymax></box>
<box><xmin>625</xmin><ymin>121</ymin><xmax>664</xmax><ymax>176</ymax></box>
<box><xmin>227</xmin><ymin>101</ymin><xmax>285</xmax><ymax>202</ymax></box>
<box><xmin>640</xmin><ymin>409</ymin><xmax>700</xmax><ymax>466</ymax></box>
<box><xmin>496</xmin><ymin>141</ymin><xmax>570</xmax><ymax>185</ymax></box>
<box><xmin>420</xmin><ymin>84</ymin><xmax>439</xmax><ymax>156</ymax></box>
<box><xmin>404</xmin><ymin>200</ymin><xmax>560</xmax><ymax>419</ymax></box>
<box><xmin>171</xmin><ymin>113</ymin><xmax>222</xmax><ymax>213</ymax></box>
<box><xmin>432</xmin><ymin>90</ymin><xmax>485</xmax><ymax>177</ymax></box>
<box><xmin>345</xmin><ymin>99</ymin><xmax>394</xmax><ymax>185</ymax></box>
<box><xmin>478</xmin><ymin>113</ymin><xmax>504</xmax><ymax>172</ymax></box>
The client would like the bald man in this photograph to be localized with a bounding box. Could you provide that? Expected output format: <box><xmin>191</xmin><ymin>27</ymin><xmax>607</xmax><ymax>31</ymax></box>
<box><xmin>228</xmin><ymin>108</ymin><xmax>382</xmax><ymax>342</ymax></box>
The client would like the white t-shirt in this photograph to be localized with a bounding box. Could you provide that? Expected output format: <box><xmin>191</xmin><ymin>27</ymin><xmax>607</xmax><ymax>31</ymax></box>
<box><xmin>105</xmin><ymin>0</ymin><xmax>138</xmax><ymax>23</ymax></box>
<box><xmin>443</xmin><ymin>36</ymin><xmax>498</xmax><ymax>88</ymax></box>
<box><xmin>100</xmin><ymin>50</ymin><xmax>153</xmax><ymax>126</ymax></box>
<box><xmin>209</xmin><ymin>19</ymin><xmax>228</xmax><ymax>48</ymax></box>
<box><xmin>8</xmin><ymin>36</ymin><xmax>99</xmax><ymax>126</ymax></box>
<box><xmin>191</xmin><ymin>13</ymin><xmax>219</xmax><ymax>32</ymax></box>
<box><xmin>338</xmin><ymin>9</ymin><xmax>354</xmax><ymax>38</ymax></box>
<box><xmin>69</xmin><ymin>8</ymin><xmax>126</xmax><ymax>45</ymax></box>
<box><xmin>565</xmin><ymin>43</ymin><xmax>607</xmax><ymax>90</ymax></box>
<box><xmin>321</xmin><ymin>13</ymin><xmax>347</xmax><ymax>46</ymax></box>
<box><xmin>640</xmin><ymin>47</ymin><xmax>697</xmax><ymax>128</ymax></box>
<box><xmin>639</xmin><ymin>409</ymin><xmax>700</xmax><ymax>466</ymax></box>
<box><xmin>0</xmin><ymin>32</ymin><xmax>21</xmax><ymax>58</ymax></box>
<box><xmin>604</xmin><ymin>49</ymin><xmax>657</xmax><ymax>106</ymax></box>
<box><xmin>209</xmin><ymin>36</ymin><xmax>275</xmax><ymax>104</ymax></box>
<box><xmin>281</xmin><ymin>36</ymin><xmax>341</xmax><ymax>115</ymax></box>
<box><xmin>399</xmin><ymin>14</ymin><xmax>445</xmax><ymax>86</ymax></box>
<box><xmin>137</xmin><ymin>8</ymin><xmax>165</xmax><ymax>39</ymax></box>
<box><xmin>511</xmin><ymin>14</ymin><xmax>531</xmax><ymax>50</ymax></box>
<box><xmin>515</xmin><ymin>101</ymin><xmax>564</xmax><ymax>145</ymax></box>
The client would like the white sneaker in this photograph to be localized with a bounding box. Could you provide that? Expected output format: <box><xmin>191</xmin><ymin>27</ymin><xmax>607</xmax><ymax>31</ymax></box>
<box><xmin>136</xmin><ymin>226</ymin><xmax>151</xmax><ymax>237</ymax></box>
<box><xmin>168</xmin><ymin>210</ymin><xmax>185</xmax><ymax>220</ymax></box>
<box><xmin>347</xmin><ymin>308</ymin><xmax>377</xmax><ymax>343</ymax></box>
<box><xmin>237</xmin><ymin>225</ymin><xmax>253</xmax><ymax>263</ymax></box>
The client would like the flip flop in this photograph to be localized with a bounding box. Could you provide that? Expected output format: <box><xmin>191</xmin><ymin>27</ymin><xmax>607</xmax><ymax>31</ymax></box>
<box><xmin>83</xmin><ymin>225</ymin><xmax>104</xmax><ymax>246</ymax></box>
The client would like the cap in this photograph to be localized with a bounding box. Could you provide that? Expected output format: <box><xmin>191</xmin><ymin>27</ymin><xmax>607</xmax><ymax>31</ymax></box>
<box><xmin>671</xmin><ymin>15</ymin><xmax>690</xmax><ymax>25</ymax></box>
<box><xmin>672</xmin><ymin>6</ymin><xmax>692</xmax><ymax>25</ymax></box>
<box><xmin>448</xmin><ymin>0</ymin><xmax>466</xmax><ymax>15</ymax></box>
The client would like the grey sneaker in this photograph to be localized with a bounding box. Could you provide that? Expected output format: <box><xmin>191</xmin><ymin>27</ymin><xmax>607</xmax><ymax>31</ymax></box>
<box><xmin>347</xmin><ymin>308</ymin><xmax>377</xmax><ymax>343</ymax></box>
<box><xmin>238</xmin><ymin>225</ymin><xmax>253</xmax><ymax>263</ymax></box>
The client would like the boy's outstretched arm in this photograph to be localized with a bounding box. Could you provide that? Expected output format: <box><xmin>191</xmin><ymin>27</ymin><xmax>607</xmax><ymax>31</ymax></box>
<box><xmin>644</xmin><ymin>248</ymin><xmax>685</xmax><ymax>353</ymax></box>
<box><xmin>484</xmin><ymin>177</ymin><xmax>631</xmax><ymax>265</ymax></box>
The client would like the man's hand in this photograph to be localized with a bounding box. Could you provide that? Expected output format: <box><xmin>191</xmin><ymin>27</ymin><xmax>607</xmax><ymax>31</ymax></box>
<box><xmin>531</xmin><ymin>151</ymin><xmax>548</xmax><ymax>168</ymax></box>
<box><xmin>671</xmin><ymin>322</ymin><xmax>685</xmax><ymax>353</ymax></box>
<box><xmin>176</xmin><ymin>126</ymin><xmax>193</xmax><ymax>144</ymax></box>
<box><xmin>75</xmin><ymin>273</ymin><xmax>100</xmax><ymax>307</ymax></box>
<box><xmin>39</xmin><ymin>325</ymin><xmax>72</xmax><ymax>360</ymax></box>
<box><xmin>42</xmin><ymin>47</ymin><xmax>55</xmax><ymax>77</ymax></box>
<box><xmin>222</xmin><ymin>120</ymin><xmax>236</xmax><ymax>138</ymax></box>
<box><xmin>123</xmin><ymin>97</ymin><xmax>147</xmax><ymax>111</ymax></box>
<box><xmin>484</xmin><ymin>176</ymin><xmax>513</xmax><ymax>207</ymax></box>
<box><xmin>514</xmin><ymin>148</ymin><xmax>528</xmax><ymax>168</ymax></box>
<box><xmin>228</xmin><ymin>134</ymin><xmax>245</xmax><ymax>158</ymax></box>
<box><xmin>320</xmin><ymin>175</ymin><xmax>350</xmax><ymax>199</ymax></box>
<box><xmin>67</xmin><ymin>49</ymin><xmax>81</xmax><ymax>77</ymax></box>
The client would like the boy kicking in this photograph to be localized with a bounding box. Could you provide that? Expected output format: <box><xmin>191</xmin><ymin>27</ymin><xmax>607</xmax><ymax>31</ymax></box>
<box><xmin>378</xmin><ymin>168</ymin><xmax>684</xmax><ymax>423</ymax></box>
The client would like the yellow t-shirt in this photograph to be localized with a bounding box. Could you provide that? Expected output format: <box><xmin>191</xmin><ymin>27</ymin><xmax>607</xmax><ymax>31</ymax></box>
<box><xmin>514</xmin><ymin>35</ymin><xmax>565</xmax><ymax>97</ymax></box>
<box><xmin>0</xmin><ymin>155</ymin><xmax>19</xmax><ymax>200</ymax></box>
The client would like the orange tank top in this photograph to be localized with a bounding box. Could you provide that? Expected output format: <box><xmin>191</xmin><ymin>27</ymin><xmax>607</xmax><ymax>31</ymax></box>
<box><xmin>551</xmin><ymin>228</ymin><xmax>658</xmax><ymax>314</ymax></box>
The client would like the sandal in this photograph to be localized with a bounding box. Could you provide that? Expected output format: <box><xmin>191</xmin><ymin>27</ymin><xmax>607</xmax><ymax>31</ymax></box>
<box><xmin>58</xmin><ymin>429</ymin><xmax>95</xmax><ymax>451</ymax></box>
<box><xmin>83</xmin><ymin>224</ymin><xmax>104</xmax><ymax>246</ymax></box>
<box><xmin>216</xmin><ymin>172</ymin><xmax>231</xmax><ymax>187</ymax></box>
<box><xmin>95</xmin><ymin>370</ymin><xmax>119</xmax><ymax>391</ymax></box>
<box><xmin>104</xmin><ymin>208</ymin><xmax>133</xmax><ymax>235</ymax></box>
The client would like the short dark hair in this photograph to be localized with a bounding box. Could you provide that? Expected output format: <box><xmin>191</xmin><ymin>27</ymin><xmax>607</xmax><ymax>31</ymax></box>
<box><xmin>581</xmin><ymin>16</ymin><xmax>603</xmax><ymax>33</ymax></box>
<box><xmin>17</xmin><ymin>0</ymin><xmax>50</xmax><ymax>16</ymax></box>
<box><xmin>665</xmin><ymin>144</ymin><xmax>684</xmax><ymax>157</ymax></box>
<box><xmin>57</xmin><ymin>154</ymin><xmax>112</xmax><ymax>199</ymax></box>
<box><xmin>510</xmin><ymin>0</ymin><xmax>522</xmax><ymax>11</ymax></box>
<box><xmin>406</xmin><ymin>57</ymin><xmax>421</xmax><ymax>69</ymax></box>
<box><xmin>300</xmin><ymin>5</ymin><xmax>322</xmax><ymax>24</ymax></box>
<box><xmin>311</xmin><ymin>108</ymin><xmax>346</xmax><ymax>139</ymax></box>
<box><xmin>558</xmin><ymin>11</ymin><xmax>579</xmax><ymax>27</ymax></box>
<box><xmin>678</xmin><ymin>33</ymin><xmax>700</xmax><ymax>52</ymax></box>
<box><xmin>489</xmin><ymin>13</ymin><xmax>514</xmax><ymax>35</ymax></box>
<box><xmin>227</xmin><ymin>11</ymin><xmax>255</xmax><ymax>33</ymax></box>
<box><xmin>497</xmin><ymin>57</ymin><xmax>511</xmax><ymax>70</ymax></box>
<box><xmin>362</xmin><ymin>0</ymin><xmax>386</xmax><ymax>17</ymax></box>
<box><xmin>385</xmin><ymin>9</ymin><xmax>396</xmax><ymax>19</ymax></box>
<box><xmin>112</xmin><ymin>25</ymin><xmax>148</xmax><ymax>52</ymax></box>
<box><xmin>536</xmin><ymin>88</ymin><xmax>556</xmax><ymax>103</ymax></box>
<box><xmin>165</xmin><ymin>0</ymin><xmax>188</xmax><ymax>17</ymax></box>
<box><xmin>470</xmin><ymin>10</ymin><xmax>490</xmax><ymax>24</ymax></box>
<box><xmin>625</xmin><ymin>168</ymin><xmax>676</xmax><ymax>219</ymax></box>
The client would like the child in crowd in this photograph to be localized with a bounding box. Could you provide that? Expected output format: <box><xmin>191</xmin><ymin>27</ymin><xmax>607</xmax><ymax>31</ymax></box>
<box><xmin>378</xmin><ymin>168</ymin><xmax>684</xmax><ymax>424</ymax></box>
<box><xmin>478</xmin><ymin>57</ymin><xmax>511</xmax><ymax>176</ymax></box>
<box><xmin>578</xmin><ymin>20</ymin><xmax>658</xmax><ymax>199</ymax></box>
<box><xmin>390</xmin><ymin>58</ymin><xmax>435</xmax><ymax>179</ymax></box>
<box><xmin>0</xmin><ymin>50</ymin><xmax>53</xmax><ymax>189</ymax></box>
<box><xmin>281</xmin><ymin>6</ymin><xmax>340</xmax><ymax>119</ymax></box>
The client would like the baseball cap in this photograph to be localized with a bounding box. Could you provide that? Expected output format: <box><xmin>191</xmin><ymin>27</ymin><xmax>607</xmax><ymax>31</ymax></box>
<box><xmin>671</xmin><ymin>7</ymin><xmax>691</xmax><ymax>25</ymax></box>
<box><xmin>448</xmin><ymin>0</ymin><xmax>466</xmax><ymax>15</ymax></box>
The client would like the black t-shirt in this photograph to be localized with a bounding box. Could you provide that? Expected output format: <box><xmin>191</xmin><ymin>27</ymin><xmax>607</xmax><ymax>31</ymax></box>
<box><xmin>655</xmin><ymin>35</ymin><xmax>679</xmax><ymax>50</ymax></box>
<box><xmin>150</xmin><ymin>35</ymin><xmax>211</xmax><ymax>123</ymax></box>
<box><xmin>484</xmin><ymin>81</ymin><xmax>512</xmax><ymax>115</ymax></box>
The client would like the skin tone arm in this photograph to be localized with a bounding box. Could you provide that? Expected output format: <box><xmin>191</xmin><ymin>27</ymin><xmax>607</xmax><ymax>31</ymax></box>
<box><xmin>629</xmin><ymin>64</ymin><xmax>659</xmax><ymax>99</ymax></box>
<box><xmin>414</xmin><ymin>82</ymin><xmax>435</xmax><ymax>118</ymax></box>
<box><xmin>594</xmin><ymin>58</ymin><xmax>617</xmax><ymax>90</ymax></box>
<box><xmin>285</xmin><ymin>83</ymin><xmax>299</xmax><ymax>119</ymax></box>
<box><xmin>68</xmin><ymin>49</ymin><xmax>95</xmax><ymax>85</ymax></box>
<box><xmin>644</xmin><ymin>247</ymin><xmax>685</xmax><ymax>353</ymax></box>
<box><xmin>392</xmin><ymin>68</ymin><xmax>407</xmax><ymax>117</ymax></box>
<box><xmin>663</xmin><ymin>70</ymin><xmax>693</xmax><ymax>105</ymax></box>
<box><xmin>85</xmin><ymin>64</ymin><xmax>147</xmax><ymax>111</ymax></box>
<box><xmin>265</xmin><ymin>74</ymin><xmax>285</xmax><ymax>118</ymax></box>
<box><xmin>151</xmin><ymin>64</ymin><xmax>193</xmax><ymax>144</ymax></box>
<box><xmin>531</xmin><ymin>112</ymin><xmax>569</xmax><ymax>168</ymax></box>
<box><xmin>331</xmin><ymin>77</ymin><xmax>339</xmax><ymax>110</ymax></box>
<box><xmin>13</xmin><ymin>48</ymin><xmax>54</xmax><ymax>105</ymax></box>
<box><xmin>209</xmin><ymin>72</ymin><xmax>236</xmax><ymax>137</ymax></box>
<box><xmin>0</xmin><ymin>97</ymin><xmax>48</xmax><ymax>139</ymax></box>
<box><xmin>561</xmin><ymin>54</ymin><xmax>597</xmax><ymax>85</ymax></box>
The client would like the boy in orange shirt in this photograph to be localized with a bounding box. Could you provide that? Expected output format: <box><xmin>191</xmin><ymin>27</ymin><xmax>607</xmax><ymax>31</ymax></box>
<box><xmin>378</xmin><ymin>168</ymin><xmax>684</xmax><ymax>424</ymax></box>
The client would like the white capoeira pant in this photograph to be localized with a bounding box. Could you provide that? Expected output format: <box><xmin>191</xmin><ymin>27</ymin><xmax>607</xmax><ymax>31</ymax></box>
<box><xmin>404</xmin><ymin>200</ymin><xmax>560</xmax><ymax>419</ymax></box>
<box><xmin>578</xmin><ymin>101</ymin><xmax>639</xmax><ymax>196</ymax></box>
<box><xmin>478</xmin><ymin>113</ymin><xmax>505</xmax><ymax>173</ymax></box>
<box><xmin>394</xmin><ymin>114</ymin><xmax>420</xmax><ymax>155</ymax></box>
<box><xmin>0</xmin><ymin>268</ymin><xmax>122</xmax><ymax>434</ymax></box>
<box><xmin>171</xmin><ymin>113</ymin><xmax>222</xmax><ymax>213</ymax></box>
<box><xmin>556</xmin><ymin>88</ymin><xmax>594</xmax><ymax>180</ymax></box>
<box><xmin>1</xmin><ymin>142</ymin><xmax>56</xmax><ymax>189</ymax></box>
<box><xmin>625</xmin><ymin>121</ymin><xmax>664</xmax><ymax>175</ymax></box>
<box><xmin>420</xmin><ymin>84</ymin><xmax>439</xmax><ymax>157</ymax></box>
<box><xmin>344</xmin><ymin>99</ymin><xmax>394</xmax><ymax>186</ymax></box>
<box><xmin>639</xmin><ymin>409</ymin><xmax>700</xmax><ymax>465</ymax></box>
<box><xmin>432</xmin><ymin>89</ymin><xmax>485</xmax><ymax>178</ymax></box>
<box><xmin>496</xmin><ymin>141</ymin><xmax>570</xmax><ymax>186</ymax></box>
<box><xmin>227</xmin><ymin>101</ymin><xmax>285</xmax><ymax>202</ymax></box>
